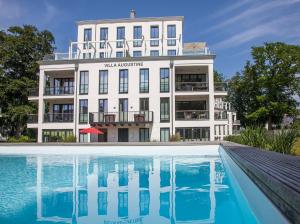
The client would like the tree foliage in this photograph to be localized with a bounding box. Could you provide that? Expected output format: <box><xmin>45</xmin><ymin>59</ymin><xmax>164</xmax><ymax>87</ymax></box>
<box><xmin>228</xmin><ymin>42</ymin><xmax>300</xmax><ymax>129</ymax></box>
<box><xmin>0</xmin><ymin>25</ymin><xmax>54</xmax><ymax>137</ymax></box>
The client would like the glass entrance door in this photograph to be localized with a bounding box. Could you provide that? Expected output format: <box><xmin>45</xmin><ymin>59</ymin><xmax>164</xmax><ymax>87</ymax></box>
<box><xmin>119</xmin><ymin>99</ymin><xmax>128</xmax><ymax>122</ymax></box>
<box><xmin>118</xmin><ymin>128</ymin><xmax>129</xmax><ymax>142</ymax></box>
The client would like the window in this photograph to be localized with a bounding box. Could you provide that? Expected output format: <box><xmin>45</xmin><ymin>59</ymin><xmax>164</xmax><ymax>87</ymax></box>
<box><xmin>79</xmin><ymin>131</ymin><xmax>88</xmax><ymax>142</ymax></box>
<box><xmin>160</xmin><ymin>68</ymin><xmax>169</xmax><ymax>92</ymax></box>
<box><xmin>100</xmin><ymin>27</ymin><xmax>108</xmax><ymax>48</ymax></box>
<box><xmin>83</xmin><ymin>53</ymin><xmax>91</xmax><ymax>59</ymax></box>
<box><xmin>167</xmin><ymin>50</ymin><xmax>176</xmax><ymax>56</ymax></box>
<box><xmin>160</xmin><ymin>98</ymin><xmax>170</xmax><ymax>122</ymax></box>
<box><xmin>118</xmin><ymin>192</ymin><xmax>128</xmax><ymax>217</ymax></box>
<box><xmin>79</xmin><ymin>99</ymin><xmax>88</xmax><ymax>123</ymax></box>
<box><xmin>117</xmin><ymin>27</ymin><xmax>125</xmax><ymax>48</ymax></box>
<box><xmin>167</xmin><ymin>25</ymin><xmax>176</xmax><ymax>46</ymax></box>
<box><xmin>140</xmin><ymin>98</ymin><xmax>149</xmax><ymax>111</ymax></box>
<box><xmin>99</xmin><ymin>99</ymin><xmax>108</xmax><ymax>112</ymax></box>
<box><xmin>99</xmin><ymin>52</ymin><xmax>105</xmax><ymax>58</ymax></box>
<box><xmin>83</xmin><ymin>28</ymin><xmax>92</xmax><ymax>49</ymax></box>
<box><xmin>150</xmin><ymin>50</ymin><xmax>159</xmax><ymax>57</ymax></box>
<box><xmin>133</xmin><ymin>26</ymin><xmax>142</xmax><ymax>47</ymax></box>
<box><xmin>99</xmin><ymin>70</ymin><xmax>108</xmax><ymax>94</ymax></box>
<box><xmin>133</xmin><ymin>51</ymin><xmax>142</xmax><ymax>57</ymax></box>
<box><xmin>42</xmin><ymin>129</ymin><xmax>73</xmax><ymax>142</ymax></box>
<box><xmin>98</xmin><ymin>192</ymin><xmax>108</xmax><ymax>215</ymax></box>
<box><xmin>79</xmin><ymin>71</ymin><xmax>88</xmax><ymax>94</ymax></box>
<box><xmin>160</xmin><ymin>128</ymin><xmax>170</xmax><ymax>142</ymax></box>
<box><xmin>139</xmin><ymin>190</ymin><xmax>150</xmax><ymax>215</ymax></box>
<box><xmin>150</xmin><ymin>26</ymin><xmax>159</xmax><ymax>46</ymax></box>
<box><xmin>175</xmin><ymin>127</ymin><xmax>210</xmax><ymax>141</ymax></box>
<box><xmin>119</xmin><ymin>70</ymin><xmax>128</xmax><ymax>93</ymax></box>
<box><xmin>140</xmin><ymin>69</ymin><xmax>149</xmax><ymax>93</ymax></box>
<box><xmin>119</xmin><ymin>99</ymin><xmax>128</xmax><ymax>122</ymax></box>
<box><xmin>116</xmin><ymin>51</ymin><xmax>124</xmax><ymax>58</ymax></box>
<box><xmin>139</xmin><ymin>128</ymin><xmax>150</xmax><ymax>142</ymax></box>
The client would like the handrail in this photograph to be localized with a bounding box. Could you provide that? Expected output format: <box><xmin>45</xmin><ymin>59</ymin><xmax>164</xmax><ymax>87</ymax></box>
<box><xmin>89</xmin><ymin>111</ymin><xmax>154</xmax><ymax>123</ymax></box>
<box><xmin>175</xmin><ymin>110</ymin><xmax>209</xmax><ymax>120</ymax></box>
<box><xmin>44</xmin><ymin>113</ymin><xmax>74</xmax><ymax>123</ymax></box>
<box><xmin>27</xmin><ymin>114</ymin><xmax>38</xmax><ymax>123</ymax></box>
<box><xmin>44</xmin><ymin>86</ymin><xmax>74</xmax><ymax>96</ymax></box>
<box><xmin>175</xmin><ymin>82</ymin><xmax>208</xmax><ymax>92</ymax></box>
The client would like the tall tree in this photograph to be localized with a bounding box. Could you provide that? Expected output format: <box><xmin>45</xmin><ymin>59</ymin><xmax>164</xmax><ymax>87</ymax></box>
<box><xmin>0</xmin><ymin>25</ymin><xmax>55</xmax><ymax>137</ymax></box>
<box><xmin>228</xmin><ymin>42</ymin><xmax>300</xmax><ymax>129</ymax></box>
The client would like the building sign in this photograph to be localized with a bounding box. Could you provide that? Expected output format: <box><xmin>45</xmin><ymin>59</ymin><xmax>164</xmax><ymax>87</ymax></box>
<box><xmin>104</xmin><ymin>62</ymin><xmax>144</xmax><ymax>68</ymax></box>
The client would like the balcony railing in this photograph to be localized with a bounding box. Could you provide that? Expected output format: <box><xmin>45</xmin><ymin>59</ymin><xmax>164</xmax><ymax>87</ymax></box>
<box><xmin>89</xmin><ymin>111</ymin><xmax>154</xmax><ymax>124</ymax></box>
<box><xmin>28</xmin><ymin>88</ymin><xmax>39</xmax><ymax>97</ymax></box>
<box><xmin>44</xmin><ymin>86</ymin><xmax>74</xmax><ymax>96</ymax></box>
<box><xmin>27</xmin><ymin>114</ymin><xmax>38</xmax><ymax>123</ymax></box>
<box><xmin>214</xmin><ymin>111</ymin><xmax>228</xmax><ymax>120</ymax></box>
<box><xmin>175</xmin><ymin>82</ymin><xmax>208</xmax><ymax>92</ymax></box>
<box><xmin>175</xmin><ymin>110</ymin><xmax>209</xmax><ymax>120</ymax></box>
<box><xmin>44</xmin><ymin>113</ymin><xmax>74</xmax><ymax>123</ymax></box>
<box><xmin>214</xmin><ymin>82</ymin><xmax>228</xmax><ymax>92</ymax></box>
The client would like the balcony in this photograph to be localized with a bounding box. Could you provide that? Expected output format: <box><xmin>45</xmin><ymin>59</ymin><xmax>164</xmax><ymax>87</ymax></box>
<box><xmin>44</xmin><ymin>113</ymin><xmax>74</xmax><ymax>123</ymax></box>
<box><xmin>214</xmin><ymin>111</ymin><xmax>228</xmax><ymax>120</ymax></box>
<box><xmin>214</xmin><ymin>82</ymin><xmax>228</xmax><ymax>92</ymax></box>
<box><xmin>27</xmin><ymin>114</ymin><xmax>38</xmax><ymax>123</ymax></box>
<box><xmin>175</xmin><ymin>110</ymin><xmax>209</xmax><ymax>120</ymax></box>
<box><xmin>89</xmin><ymin>111</ymin><xmax>153</xmax><ymax>125</ymax></box>
<box><xmin>44</xmin><ymin>87</ymin><xmax>74</xmax><ymax>96</ymax></box>
<box><xmin>28</xmin><ymin>88</ymin><xmax>39</xmax><ymax>97</ymax></box>
<box><xmin>175</xmin><ymin>82</ymin><xmax>208</xmax><ymax>92</ymax></box>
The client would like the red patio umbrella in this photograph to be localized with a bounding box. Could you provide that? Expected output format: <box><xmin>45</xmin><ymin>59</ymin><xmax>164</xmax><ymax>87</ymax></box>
<box><xmin>80</xmin><ymin>127</ymin><xmax>104</xmax><ymax>135</ymax></box>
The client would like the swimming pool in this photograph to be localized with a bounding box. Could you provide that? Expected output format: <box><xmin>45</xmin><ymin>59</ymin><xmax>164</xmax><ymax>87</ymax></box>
<box><xmin>0</xmin><ymin>145</ymin><xmax>288</xmax><ymax>224</ymax></box>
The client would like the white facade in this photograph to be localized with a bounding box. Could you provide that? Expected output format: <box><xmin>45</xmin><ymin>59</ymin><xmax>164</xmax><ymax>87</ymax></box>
<box><xmin>28</xmin><ymin>11</ymin><xmax>238</xmax><ymax>143</ymax></box>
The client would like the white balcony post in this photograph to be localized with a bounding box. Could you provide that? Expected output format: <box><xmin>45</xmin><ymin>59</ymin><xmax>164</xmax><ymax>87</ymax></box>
<box><xmin>208</xmin><ymin>64</ymin><xmax>215</xmax><ymax>141</ymax></box>
<box><xmin>37</xmin><ymin>70</ymin><xmax>45</xmax><ymax>143</ymax></box>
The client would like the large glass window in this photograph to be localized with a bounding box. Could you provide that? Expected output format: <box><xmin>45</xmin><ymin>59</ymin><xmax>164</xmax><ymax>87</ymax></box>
<box><xmin>150</xmin><ymin>26</ymin><xmax>159</xmax><ymax>46</ymax></box>
<box><xmin>116</xmin><ymin>51</ymin><xmax>124</xmax><ymax>58</ymax></box>
<box><xmin>79</xmin><ymin>71</ymin><xmax>89</xmax><ymax>94</ymax></box>
<box><xmin>140</xmin><ymin>69</ymin><xmax>149</xmax><ymax>93</ymax></box>
<box><xmin>117</xmin><ymin>27</ymin><xmax>125</xmax><ymax>48</ymax></box>
<box><xmin>98</xmin><ymin>192</ymin><xmax>108</xmax><ymax>215</ymax></box>
<box><xmin>150</xmin><ymin>50</ymin><xmax>159</xmax><ymax>57</ymax></box>
<box><xmin>133</xmin><ymin>26</ymin><xmax>142</xmax><ymax>47</ymax></box>
<box><xmin>79</xmin><ymin>99</ymin><xmax>88</xmax><ymax>123</ymax></box>
<box><xmin>118</xmin><ymin>192</ymin><xmax>128</xmax><ymax>217</ymax></box>
<box><xmin>175</xmin><ymin>127</ymin><xmax>210</xmax><ymax>141</ymax></box>
<box><xmin>99</xmin><ymin>70</ymin><xmax>108</xmax><ymax>94</ymax></box>
<box><xmin>140</xmin><ymin>98</ymin><xmax>149</xmax><ymax>111</ymax></box>
<box><xmin>133</xmin><ymin>51</ymin><xmax>142</xmax><ymax>57</ymax></box>
<box><xmin>160</xmin><ymin>128</ymin><xmax>170</xmax><ymax>142</ymax></box>
<box><xmin>119</xmin><ymin>99</ymin><xmax>128</xmax><ymax>122</ymax></box>
<box><xmin>167</xmin><ymin>50</ymin><xmax>176</xmax><ymax>56</ymax></box>
<box><xmin>99</xmin><ymin>99</ymin><xmax>108</xmax><ymax>112</ymax></box>
<box><xmin>139</xmin><ymin>128</ymin><xmax>150</xmax><ymax>142</ymax></box>
<box><xmin>119</xmin><ymin>69</ymin><xmax>128</xmax><ymax>93</ymax></box>
<box><xmin>160</xmin><ymin>68</ymin><xmax>169</xmax><ymax>92</ymax></box>
<box><xmin>100</xmin><ymin>27</ymin><xmax>108</xmax><ymax>48</ymax></box>
<box><xmin>167</xmin><ymin>25</ymin><xmax>176</xmax><ymax>46</ymax></box>
<box><xmin>160</xmin><ymin>98</ymin><xmax>170</xmax><ymax>122</ymax></box>
<box><xmin>42</xmin><ymin>129</ymin><xmax>73</xmax><ymax>142</ymax></box>
<box><xmin>79</xmin><ymin>131</ymin><xmax>88</xmax><ymax>143</ymax></box>
<box><xmin>83</xmin><ymin>28</ymin><xmax>92</xmax><ymax>49</ymax></box>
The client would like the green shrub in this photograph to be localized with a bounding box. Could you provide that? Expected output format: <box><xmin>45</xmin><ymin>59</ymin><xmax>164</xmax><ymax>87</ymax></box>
<box><xmin>170</xmin><ymin>133</ymin><xmax>181</xmax><ymax>142</ymax></box>
<box><xmin>224</xmin><ymin>135</ymin><xmax>242</xmax><ymax>144</ymax></box>
<box><xmin>62</xmin><ymin>135</ymin><xmax>77</xmax><ymax>142</ymax></box>
<box><xmin>8</xmin><ymin>137</ymin><xmax>18</xmax><ymax>142</ymax></box>
<box><xmin>240</xmin><ymin>127</ymin><xmax>268</xmax><ymax>148</ymax></box>
<box><xmin>268</xmin><ymin>129</ymin><xmax>298</xmax><ymax>154</ymax></box>
<box><xmin>8</xmin><ymin>135</ymin><xmax>31</xmax><ymax>142</ymax></box>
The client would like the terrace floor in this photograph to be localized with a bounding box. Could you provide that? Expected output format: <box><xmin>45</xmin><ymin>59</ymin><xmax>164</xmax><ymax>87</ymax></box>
<box><xmin>223</xmin><ymin>141</ymin><xmax>300</xmax><ymax>224</ymax></box>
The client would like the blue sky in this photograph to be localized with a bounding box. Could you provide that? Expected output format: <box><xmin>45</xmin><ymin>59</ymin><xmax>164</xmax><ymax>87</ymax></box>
<box><xmin>0</xmin><ymin>0</ymin><xmax>299</xmax><ymax>78</ymax></box>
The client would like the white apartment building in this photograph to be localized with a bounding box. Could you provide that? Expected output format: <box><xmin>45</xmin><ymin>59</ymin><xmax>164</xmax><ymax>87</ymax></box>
<box><xmin>27</xmin><ymin>10</ymin><xmax>239</xmax><ymax>143</ymax></box>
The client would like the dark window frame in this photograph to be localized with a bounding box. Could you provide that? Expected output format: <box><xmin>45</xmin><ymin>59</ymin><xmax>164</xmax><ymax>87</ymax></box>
<box><xmin>139</xmin><ymin>68</ymin><xmax>149</xmax><ymax>93</ymax></box>
<box><xmin>119</xmin><ymin>69</ymin><xmax>128</xmax><ymax>94</ymax></box>
<box><xmin>79</xmin><ymin>71</ymin><xmax>89</xmax><ymax>95</ymax></box>
<box><xmin>99</xmin><ymin>70</ymin><xmax>108</xmax><ymax>94</ymax></box>
<box><xmin>160</xmin><ymin>97</ymin><xmax>170</xmax><ymax>122</ymax></box>
<box><xmin>160</xmin><ymin>68</ymin><xmax>169</xmax><ymax>93</ymax></box>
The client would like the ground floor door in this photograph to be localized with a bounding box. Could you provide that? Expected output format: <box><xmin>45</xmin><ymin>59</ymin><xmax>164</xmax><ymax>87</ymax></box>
<box><xmin>118</xmin><ymin>128</ymin><xmax>129</xmax><ymax>142</ymax></box>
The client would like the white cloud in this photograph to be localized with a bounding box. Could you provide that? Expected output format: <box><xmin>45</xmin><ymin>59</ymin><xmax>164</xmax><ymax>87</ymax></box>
<box><xmin>211</xmin><ymin>13</ymin><xmax>300</xmax><ymax>50</ymax></box>
<box><xmin>205</xmin><ymin>0</ymin><xmax>300</xmax><ymax>33</ymax></box>
<box><xmin>210</xmin><ymin>0</ymin><xmax>252</xmax><ymax>19</ymax></box>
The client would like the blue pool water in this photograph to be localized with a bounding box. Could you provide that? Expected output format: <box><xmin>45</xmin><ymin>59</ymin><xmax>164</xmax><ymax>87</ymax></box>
<box><xmin>0</xmin><ymin>147</ymin><xmax>284</xmax><ymax>224</ymax></box>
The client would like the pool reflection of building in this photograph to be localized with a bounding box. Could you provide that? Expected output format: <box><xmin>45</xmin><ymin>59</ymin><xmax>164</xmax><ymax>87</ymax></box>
<box><xmin>36</xmin><ymin>156</ymin><xmax>226</xmax><ymax>223</ymax></box>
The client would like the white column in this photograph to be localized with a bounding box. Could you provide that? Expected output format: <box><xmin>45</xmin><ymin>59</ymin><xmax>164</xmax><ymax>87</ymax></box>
<box><xmin>37</xmin><ymin>70</ymin><xmax>45</xmax><ymax>143</ymax></box>
<box><xmin>208</xmin><ymin>64</ymin><xmax>215</xmax><ymax>141</ymax></box>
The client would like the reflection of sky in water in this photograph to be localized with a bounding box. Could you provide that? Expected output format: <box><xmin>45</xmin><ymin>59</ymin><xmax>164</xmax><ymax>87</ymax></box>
<box><xmin>0</xmin><ymin>155</ymin><xmax>257</xmax><ymax>224</ymax></box>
